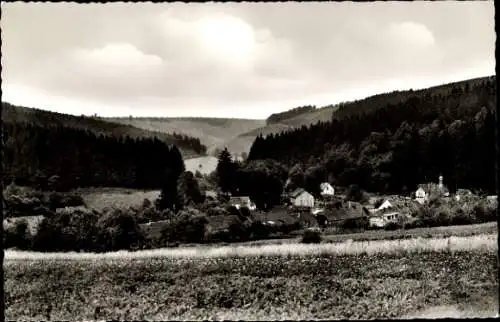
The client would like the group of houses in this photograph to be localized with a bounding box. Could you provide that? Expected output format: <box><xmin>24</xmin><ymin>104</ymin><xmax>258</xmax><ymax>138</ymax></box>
<box><xmin>202</xmin><ymin>174</ymin><xmax>496</xmax><ymax>231</ymax></box>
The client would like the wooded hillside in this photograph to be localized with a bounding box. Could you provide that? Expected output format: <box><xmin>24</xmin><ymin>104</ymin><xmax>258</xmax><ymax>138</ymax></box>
<box><xmin>248</xmin><ymin>76</ymin><xmax>497</xmax><ymax>195</ymax></box>
<box><xmin>2</xmin><ymin>118</ymin><xmax>186</xmax><ymax>191</ymax></box>
<box><xmin>2</xmin><ymin>103</ymin><xmax>207</xmax><ymax>157</ymax></box>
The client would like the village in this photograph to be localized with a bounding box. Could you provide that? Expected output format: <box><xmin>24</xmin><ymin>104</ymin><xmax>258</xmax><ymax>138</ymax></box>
<box><xmin>202</xmin><ymin>175</ymin><xmax>498</xmax><ymax>236</ymax></box>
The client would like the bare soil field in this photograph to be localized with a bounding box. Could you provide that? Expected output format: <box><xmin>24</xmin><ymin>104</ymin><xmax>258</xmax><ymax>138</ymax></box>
<box><xmin>4</xmin><ymin>234</ymin><xmax>498</xmax><ymax>320</ymax></box>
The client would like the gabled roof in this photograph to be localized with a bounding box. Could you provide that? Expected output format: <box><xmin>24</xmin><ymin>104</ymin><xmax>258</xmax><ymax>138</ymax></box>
<box><xmin>253</xmin><ymin>206</ymin><xmax>298</xmax><ymax>226</ymax></box>
<box><xmin>318</xmin><ymin>202</ymin><xmax>368</xmax><ymax>222</ymax></box>
<box><xmin>377</xmin><ymin>200</ymin><xmax>393</xmax><ymax>211</ymax></box>
<box><xmin>320</xmin><ymin>182</ymin><xmax>333</xmax><ymax>190</ymax></box>
<box><xmin>229</xmin><ymin>196</ymin><xmax>252</xmax><ymax>203</ymax></box>
<box><xmin>289</xmin><ymin>188</ymin><xmax>308</xmax><ymax>198</ymax></box>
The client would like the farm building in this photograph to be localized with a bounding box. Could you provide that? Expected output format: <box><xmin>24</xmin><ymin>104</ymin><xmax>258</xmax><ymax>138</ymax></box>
<box><xmin>415</xmin><ymin>175</ymin><xmax>449</xmax><ymax>204</ymax></box>
<box><xmin>368</xmin><ymin>211</ymin><xmax>401</xmax><ymax>228</ymax></box>
<box><xmin>289</xmin><ymin>188</ymin><xmax>315</xmax><ymax>208</ymax></box>
<box><xmin>229</xmin><ymin>196</ymin><xmax>256</xmax><ymax>210</ymax></box>
<box><xmin>253</xmin><ymin>206</ymin><xmax>299</xmax><ymax>227</ymax></box>
<box><xmin>320</xmin><ymin>182</ymin><xmax>335</xmax><ymax>197</ymax></box>
<box><xmin>315</xmin><ymin>201</ymin><xmax>369</xmax><ymax>228</ymax></box>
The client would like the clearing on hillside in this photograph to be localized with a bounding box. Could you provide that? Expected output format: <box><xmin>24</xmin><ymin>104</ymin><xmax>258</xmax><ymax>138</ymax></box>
<box><xmin>75</xmin><ymin>188</ymin><xmax>161</xmax><ymax>211</ymax></box>
<box><xmin>184</xmin><ymin>156</ymin><xmax>219</xmax><ymax>175</ymax></box>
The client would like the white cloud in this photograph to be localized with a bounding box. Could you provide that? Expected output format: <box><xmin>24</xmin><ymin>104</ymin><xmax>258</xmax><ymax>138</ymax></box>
<box><xmin>1</xmin><ymin>2</ymin><xmax>495</xmax><ymax>118</ymax></box>
<box><xmin>71</xmin><ymin>43</ymin><xmax>163</xmax><ymax>75</ymax></box>
<box><xmin>387</xmin><ymin>21</ymin><xmax>436</xmax><ymax>48</ymax></box>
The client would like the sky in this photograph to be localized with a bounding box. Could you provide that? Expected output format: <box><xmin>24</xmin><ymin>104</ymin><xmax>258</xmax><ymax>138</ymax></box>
<box><xmin>1</xmin><ymin>2</ymin><xmax>495</xmax><ymax>119</ymax></box>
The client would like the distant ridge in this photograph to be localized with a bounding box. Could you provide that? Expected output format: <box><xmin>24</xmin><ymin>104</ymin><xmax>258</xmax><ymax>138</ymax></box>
<box><xmin>2</xmin><ymin>102</ymin><xmax>207</xmax><ymax>158</ymax></box>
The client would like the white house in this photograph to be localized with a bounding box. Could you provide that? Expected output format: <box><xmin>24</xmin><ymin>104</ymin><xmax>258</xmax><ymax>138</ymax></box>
<box><xmin>376</xmin><ymin>200</ymin><xmax>393</xmax><ymax>211</ymax></box>
<box><xmin>289</xmin><ymin>188</ymin><xmax>315</xmax><ymax>208</ymax></box>
<box><xmin>369</xmin><ymin>211</ymin><xmax>401</xmax><ymax>228</ymax></box>
<box><xmin>229</xmin><ymin>196</ymin><xmax>257</xmax><ymax>211</ymax></box>
<box><xmin>415</xmin><ymin>187</ymin><xmax>427</xmax><ymax>204</ymax></box>
<box><xmin>415</xmin><ymin>175</ymin><xmax>449</xmax><ymax>204</ymax></box>
<box><xmin>320</xmin><ymin>182</ymin><xmax>335</xmax><ymax>197</ymax></box>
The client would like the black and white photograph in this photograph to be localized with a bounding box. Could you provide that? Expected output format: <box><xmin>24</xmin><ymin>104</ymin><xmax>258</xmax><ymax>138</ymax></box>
<box><xmin>1</xmin><ymin>1</ymin><xmax>498</xmax><ymax>320</ymax></box>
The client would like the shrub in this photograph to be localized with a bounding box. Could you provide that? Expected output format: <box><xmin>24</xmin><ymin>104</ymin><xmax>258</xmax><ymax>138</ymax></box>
<box><xmin>206</xmin><ymin>206</ymin><xmax>229</xmax><ymax>217</ymax></box>
<box><xmin>239</xmin><ymin>206</ymin><xmax>251</xmax><ymax>218</ymax></box>
<box><xmin>248</xmin><ymin>221</ymin><xmax>270</xmax><ymax>240</ymax></box>
<box><xmin>4</xmin><ymin>220</ymin><xmax>32</xmax><ymax>250</ymax></box>
<box><xmin>142</xmin><ymin>198</ymin><xmax>152</xmax><ymax>209</ymax></box>
<box><xmin>227</xmin><ymin>219</ymin><xmax>249</xmax><ymax>242</ymax></box>
<box><xmin>4</xmin><ymin>182</ymin><xmax>22</xmax><ymax>198</ymax></box>
<box><xmin>160</xmin><ymin>214</ymin><xmax>208</xmax><ymax>244</ymax></box>
<box><xmin>301</xmin><ymin>229</ymin><xmax>322</xmax><ymax>244</ymax></box>
<box><xmin>226</xmin><ymin>205</ymin><xmax>240</xmax><ymax>217</ymax></box>
<box><xmin>32</xmin><ymin>209</ymin><xmax>100</xmax><ymax>252</ymax></box>
<box><xmin>4</xmin><ymin>193</ymin><xmax>47</xmax><ymax>218</ymax></box>
<box><xmin>435</xmin><ymin>206</ymin><xmax>452</xmax><ymax>226</ymax></box>
<box><xmin>45</xmin><ymin>192</ymin><xmax>85</xmax><ymax>210</ymax></box>
<box><xmin>95</xmin><ymin>209</ymin><xmax>144</xmax><ymax>252</ymax></box>
<box><xmin>384</xmin><ymin>222</ymin><xmax>401</xmax><ymax>231</ymax></box>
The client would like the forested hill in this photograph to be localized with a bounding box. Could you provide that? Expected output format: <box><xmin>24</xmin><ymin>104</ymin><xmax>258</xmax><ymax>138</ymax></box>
<box><xmin>2</xmin><ymin>119</ymin><xmax>186</xmax><ymax>191</ymax></box>
<box><xmin>248</xmin><ymin>76</ymin><xmax>497</xmax><ymax>195</ymax></box>
<box><xmin>2</xmin><ymin>102</ymin><xmax>207</xmax><ymax>157</ymax></box>
<box><xmin>331</xmin><ymin>76</ymin><xmax>496</xmax><ymax>121</ymax></box>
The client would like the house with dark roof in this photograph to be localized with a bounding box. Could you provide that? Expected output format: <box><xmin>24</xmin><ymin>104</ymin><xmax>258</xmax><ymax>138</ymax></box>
<box><xmin>315</xmin><ymin>201</ymin><xmax>369</xmax><ymax>228</ymax></box>
<box><xmin>253</xmin><ymin>206</ymin><xmax>299</xmax><ymax>227</ymax></box>
<box><xmin>289</xmin><ymin>188</ymin><xmax>315</xmax><ymax>208</ymax></box>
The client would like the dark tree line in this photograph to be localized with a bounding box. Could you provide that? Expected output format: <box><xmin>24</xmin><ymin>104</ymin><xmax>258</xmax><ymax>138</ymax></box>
<box><xmin>2</xmin><ymin>102</ymin><xmax>207</xmax><ymax>156</ymax></box>
<box><xmin>248</xmin><ymin>77</ymin><xmax>497</xmax><ymax>195</ymax></box>
<box><xmin>2</xmin><ymin>122</ymin><xmax>186</xmax><ymax>191</ymax></box>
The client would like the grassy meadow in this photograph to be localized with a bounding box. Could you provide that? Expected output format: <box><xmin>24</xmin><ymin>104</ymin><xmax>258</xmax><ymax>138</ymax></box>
<box><xmin>75</xmin><ymin>187</ymin><xmax>161</xmax><ymax>211</ymax></box>
<box><xmin>5</xmin><ymin>233</ymin><xmax>498</xmax><ymax>320</ymax></box>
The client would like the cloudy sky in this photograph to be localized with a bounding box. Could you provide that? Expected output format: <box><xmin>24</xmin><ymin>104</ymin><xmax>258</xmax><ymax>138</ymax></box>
<box><xmin>1</xmin><ymin>2</ymin><xmax>495</xmax><ymax>119</ymax></box>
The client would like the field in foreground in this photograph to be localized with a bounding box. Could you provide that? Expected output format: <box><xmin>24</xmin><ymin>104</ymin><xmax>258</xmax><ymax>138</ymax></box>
<box><xmin>5</xmin><ymin>234</ymin><xmax>498</xmax><ymax>320</ymax></box>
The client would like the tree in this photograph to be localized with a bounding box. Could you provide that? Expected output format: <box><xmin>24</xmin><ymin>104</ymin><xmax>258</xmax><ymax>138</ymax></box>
<box><xmin>177</xmin><ymin>171</ymin><xmax>204</xmax><ymax>208</ymax></box>
<box><xmin>216</xmin><ymin>148</ymin><xmax>236</xmax><ymax>193</ymax></box>
<box><xmin>288</xmin><ymin>163</ymin><xmax>305</xmax><ymax>191</ymax></box>
<box><xmin>156</xmin><ymin>168</ymin><xmax>181</xmax><ymax>212</ymax></box>
<box><xmin>237</xmin><ymin>160</ymin><xmax>287</xmax><ymax>210</ymax></box>
<box><xmin>95</xmin><ymin>209</ymin><xmax>143</xmax><ymax>252</ymax></box>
